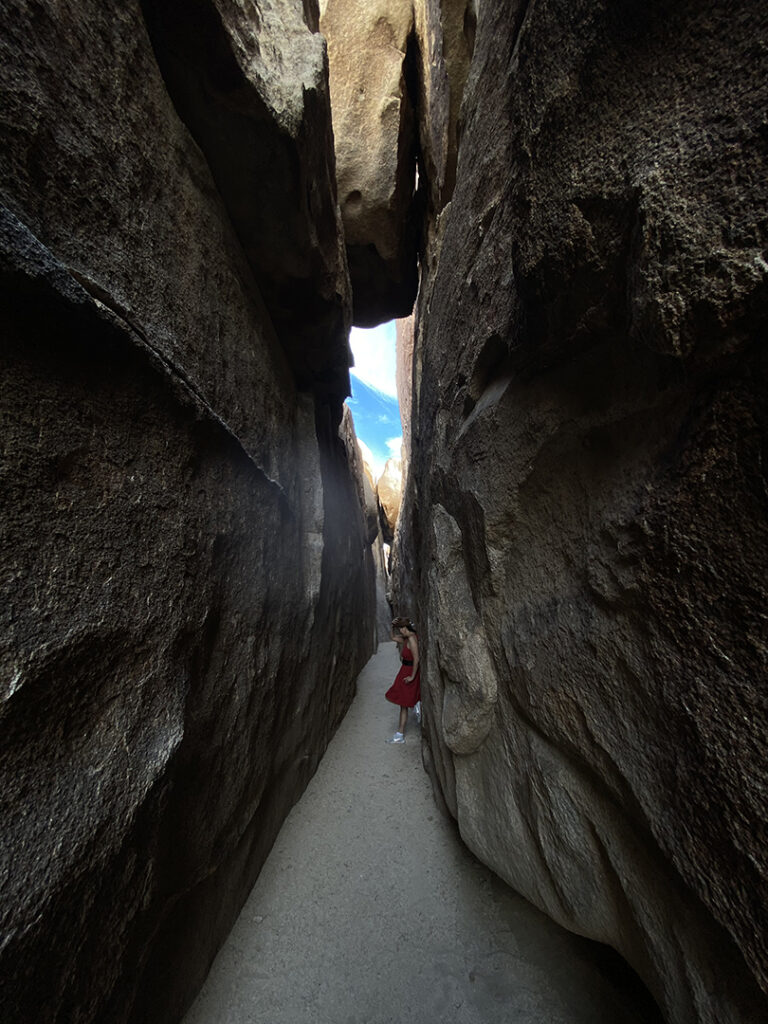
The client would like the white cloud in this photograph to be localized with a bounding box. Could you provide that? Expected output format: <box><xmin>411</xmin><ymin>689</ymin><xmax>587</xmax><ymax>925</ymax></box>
<box><xmin>349</xmin><ymin>322</ymin><xmax>398</xmax><ymax>398</ymax></box>
<box><xmin>386</xmin><ymin>436</ymin><xmax>403</xmax><ymax>456</ymax></box>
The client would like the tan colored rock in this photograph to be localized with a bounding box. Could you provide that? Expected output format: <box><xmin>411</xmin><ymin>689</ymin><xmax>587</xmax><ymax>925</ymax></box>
<box><xmin>355</xmin><ymin>437</ymin><xmax>377</xmax><ymax>489</ymax></box>
<box><xmin>372</xmin><ymin>533</ymin><xmax>394</xmax><ymax>644</ymax></box>
<box><xmin>395</xmin><ymin>314</ymin><xmax>415</xmax><ymax>460</ymax></box>
<box><xmin>320</xmin><ymin>0</ymin><xmax>418</xmax><ymax>324</ymax></box>
<box><xmin>429</xmin><ymin>506</ymin><xmax>497</xmax><ymax>757</ymax></box>
<box><xmin>412</xmin><ymin>0</ymin><xmax>474</xmax><ymax>212</ymax></box>
<box><xmin>341</xmin><ymin>406</ymin><xmax>379</xmax><ymax>547</ymax></box>
<box><xmin>347</xmin><ymin>422</ymin><xmax>394</xmax><ymax>642</ymax></box>
<box><xmin>376</xmin><ymin>456</ymin><xmax>403</xmax><ymax>538</ymax></box>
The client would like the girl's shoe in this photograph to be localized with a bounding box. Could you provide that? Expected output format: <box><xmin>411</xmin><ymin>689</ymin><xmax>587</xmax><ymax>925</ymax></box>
<box><xmin>386</xmin><ymin>732</ymin><xmax>405</xmax><ymax>744</ymax></box>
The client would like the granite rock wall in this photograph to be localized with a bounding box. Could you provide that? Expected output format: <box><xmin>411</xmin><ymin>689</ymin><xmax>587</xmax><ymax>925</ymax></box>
<box><xmin>0</xmin><ymin>2</ymin><xmax>375</xmax><ymax>1021</ymax></box>
<box><xmin>395</xmin><ymin>0</ymin><xmax>768</xmax><ymax>1022</ymax></box>
<box><xmin>346</xmin><ymin>424</ymin><xmax>393</xmax><ymax>642</ymax></box>
<box><xmin>320</xmin><ymin>0</ymin><xmax>420</xmax><ymax>325</ymax></box>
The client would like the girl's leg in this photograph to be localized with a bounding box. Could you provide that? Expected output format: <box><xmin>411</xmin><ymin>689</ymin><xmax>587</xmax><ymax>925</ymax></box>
<box><xmin>398</xmin><ymin>706</ymin><xmax>408</xmax><ymax>734</ymax></box>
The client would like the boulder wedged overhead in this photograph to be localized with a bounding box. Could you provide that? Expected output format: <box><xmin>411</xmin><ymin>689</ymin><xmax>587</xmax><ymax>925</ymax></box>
<box><xmin>320</xmin><ymin>0</ymin><xmax>474</xmax><ymax>326</ymax></box>
<box><xmin>0</xmin><ymin>3</ymin><xmax>374</xmax><ymax>1022</ymax></box>
<box><xmin>395</xmin><ymin>0</ymin><xmax>768</xmax><ymax>1022</ymax></box>
<box><xmin>320</xmin><ymin>0</ymin><xmax>420</xmax><ymax>325</ymax></box>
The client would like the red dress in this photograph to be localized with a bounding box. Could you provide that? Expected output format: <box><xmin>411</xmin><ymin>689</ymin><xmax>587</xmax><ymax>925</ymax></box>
<box><xmin>385</xmin><ymin>641</ymin><xmax>421</xmax><ymax>707</ymax></box>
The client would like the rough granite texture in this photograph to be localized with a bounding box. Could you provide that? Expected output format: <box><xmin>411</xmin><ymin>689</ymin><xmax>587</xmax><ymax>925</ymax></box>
<box><xmin>140</xmin><ymin>0</ymin><xmax>352</xmax><ymax>400</ymax></box>
<box><xmin>320</xmin><ymin>0</ymin><xmax>420</xmax><ymax>325</ymax></box>
<box><xmin>411</xmin><ymin>0</ymin><xmax>474</xmax><ymax>213</ymax></box>
<box><xmin>0</xmin><ymin>3</ymin><xmax>374</xmax><ymax>1022</ymax></box>
<box><xmin>377</xmin><ymin>456</ymin><xmax>404</xmax><ymax>541</ymax></box>
<box><xmin>351</xmin><ymin>432</ymin><xmax>392</xmax><ymax>641</ymax></box>
<box><xmin>395</xmin><ymin>0</ymin><xmax>768</xmax><ymax>1022</ymax></box>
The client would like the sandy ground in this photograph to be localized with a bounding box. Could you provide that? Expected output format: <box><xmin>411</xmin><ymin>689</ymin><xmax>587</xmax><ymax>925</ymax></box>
<box><xmin>183</xmin><ymin>643</ymin><xmax>658</xmax><ymax>1024</ymax></box>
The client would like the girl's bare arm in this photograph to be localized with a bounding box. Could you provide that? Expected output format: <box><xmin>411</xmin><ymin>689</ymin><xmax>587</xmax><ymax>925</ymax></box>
<box><xmin>406</xmin><ymin>635</ymin><xmax>419</xmax><ymax>680</ymax></box>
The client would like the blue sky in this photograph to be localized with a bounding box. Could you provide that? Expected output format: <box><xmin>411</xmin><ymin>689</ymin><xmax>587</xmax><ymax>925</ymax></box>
<box><xmin>347</xmin><ymin>323</ymin><xmax>402</xmax><ymax>479</ymax></box>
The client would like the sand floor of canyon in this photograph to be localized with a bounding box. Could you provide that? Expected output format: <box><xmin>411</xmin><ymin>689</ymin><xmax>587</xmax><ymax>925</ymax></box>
<box><xmin>183</xmin><ymin>642</ymin><xmax>656</xmax><ymax>1024</ymax></box>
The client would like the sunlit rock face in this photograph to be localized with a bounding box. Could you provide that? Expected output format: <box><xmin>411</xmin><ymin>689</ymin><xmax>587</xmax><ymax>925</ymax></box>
<box><xmin>396</xmin><ymin>0</ymin><xmax>768</xmax><ymax>1022</ymax></box>
<box><xmin>396</xmin><ymin>315</ymin><xmax>415</xmax><ymax>461</ymax></box>
<box><xmin>320</xmin><ymin>0</ymin><xmax>419</xmax><ymax>325</ymax></box>
<box><xmin>392</xmin><ymin>315</ymin><xmax>416</xmax><ymax>616</ymax></box>
<box><xmin>356</xmin><ymin>437</ymin><xmax>378</xmax><ymax>489</ymax></box>
<box><xmin>0</xmin><ymin>3</ymin><xmax>374</xmax><ymax>1022</ymax></box>
<box><xmin>354</xmin><ymin>436</ymin><xmax>393</xmax><ymax>640</ymax></box>
<box><xmin>376</xmin><ymin>456</ymin><xmax>404</xmax><ymax>544</ymax></box>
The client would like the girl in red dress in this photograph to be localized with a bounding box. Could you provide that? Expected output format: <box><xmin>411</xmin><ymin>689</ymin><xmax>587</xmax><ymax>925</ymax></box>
<box><xmin>385</xmin><ymin>617</ymin><xmax>420</xmax><ymax>743</ymax></box>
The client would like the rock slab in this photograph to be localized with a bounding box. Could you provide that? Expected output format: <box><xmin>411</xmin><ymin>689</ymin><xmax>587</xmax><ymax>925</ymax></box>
<box><xmin>320</xmin><ymin>0</ymin><xmax>420</xmax><ymax>325</ymax></box>
<box><xmin>0</xmin><ymin>3</ymin><xmax>374</xmax><ymax>1022</ymax></box>
<box><xmin>376</xmin><ymin>455</ymin><xmax>404</xmax><ymax>542</ymax></box>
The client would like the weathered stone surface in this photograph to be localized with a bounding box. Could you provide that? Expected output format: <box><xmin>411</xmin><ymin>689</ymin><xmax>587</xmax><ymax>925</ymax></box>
<box><xmin>141</xmin><ymin>0</ymin><xmax>352</xmax><ymax>401</ymax></box>
<box><xmin>341</xmin><ymin>405</ymin><xmax>379</xmax><ymax>549</ymax></box>
<box><xmin>348</xmin><ymin>429</ymin><xmax>392</xmax><ymax>642</ymax></box>
<box><xmin>396</xmin><ymin>315</ymin><xmax>415</xmax><ymax>459</ymax></box>
<box><xmin>320</xmin><ymin>0</ymin><xmax>419</xmax><ymax>325</ymax></box>
<box><xmin>411</xmin><ymin>0</ymin><xmax>474</xmax><ymax>213</ymax></box>
<box><xmin>0</xmin><ymin>3</ymin><xmax>374</xmax><ymax>1022</ymax></box>
<box><xmin>396</xmin><ymin>0</ymin><xmax>768</xmax><ymax>1022</ymax></box>
<box><xmin>371</xmin><ymin>535</ymin><xmax>394</xmax><ymax>644</ymax></box>
<box><xmin>376</xmin><ymin>456</ymin><xmax>403</xmax><ymax>542</ymax></box>
<box><xmin>355</xmin><ymin>437</ymin><xmax>377</xmax><ymax>490</ymax></box>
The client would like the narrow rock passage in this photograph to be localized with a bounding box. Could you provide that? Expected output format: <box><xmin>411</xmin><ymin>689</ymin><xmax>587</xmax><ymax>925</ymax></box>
<box><xmin>184</xmin><ymin>644</ymin><xmax>655</xmax><ymax>1024</ymax></box>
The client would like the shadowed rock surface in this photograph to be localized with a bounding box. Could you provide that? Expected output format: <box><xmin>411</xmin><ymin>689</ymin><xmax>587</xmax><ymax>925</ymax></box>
<box><xmin>320</xmin><ymin>0</ymin><xmax>474</xmax><ymax>326</ymax></box>
<box><xmin>411</xmin><ymin>0</ymin><xmax>474</xmax><ymax>214</ymax></box>
<box><xmin>0</xmin><ymin>2</ymin><xmax>375</xmax><ymax>1021</ymax></box>
<box><xmin>4</xmin><ymin>1</ymin><xmax>768</xmax><ymax>1023</ymax></box>
<box><xmin>396</xmin><ymin>314</ymin><xmax>415</xmax><ymax>458</ymax></box>
<box><xmin>141</xmin><ymin>0</ymin><xmax>352</xmax><ymax>400</ymax></box>
<box><xmin>347</xmin><ymin>425</ymin><xmax>392</xmax><ymax>642</ymax></box>
<box><xmin>394</xmin><ymin>0</ymin><xmax>768</xmax><ymax>1022</ymax></box>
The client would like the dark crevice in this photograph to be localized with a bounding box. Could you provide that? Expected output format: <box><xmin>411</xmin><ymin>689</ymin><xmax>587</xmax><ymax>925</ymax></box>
<box><xmin>463</xmin><ymin>0</ymin><xmax>477</xmax><ymax>59</ymax></box>
<box><xmin>0</xmin><ymin>205</ymin><xmax>289</xmax><ymax>508</ymax></box>
<box><xmin>404</xmin><ymin>26</ymin><xmax>429</xmax><ymax>266</ymax></box>
<box><xmin>462</xmin><ymin>334</ymin><xmax>515</xmax><ymax>418</ymax></box>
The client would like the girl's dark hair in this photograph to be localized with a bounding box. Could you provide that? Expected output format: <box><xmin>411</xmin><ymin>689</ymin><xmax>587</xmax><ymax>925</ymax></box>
<box><xmin>392</xmin><ymin>616</ymin><xmax>416</xmax><ymax>631</ymax></box>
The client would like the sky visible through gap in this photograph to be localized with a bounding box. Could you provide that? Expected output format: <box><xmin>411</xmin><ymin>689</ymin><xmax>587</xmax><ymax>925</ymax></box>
<box><xmin>347</xmin><ymin>321</ymin><xmax>402</xmax><ymax>480</ymax></box>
